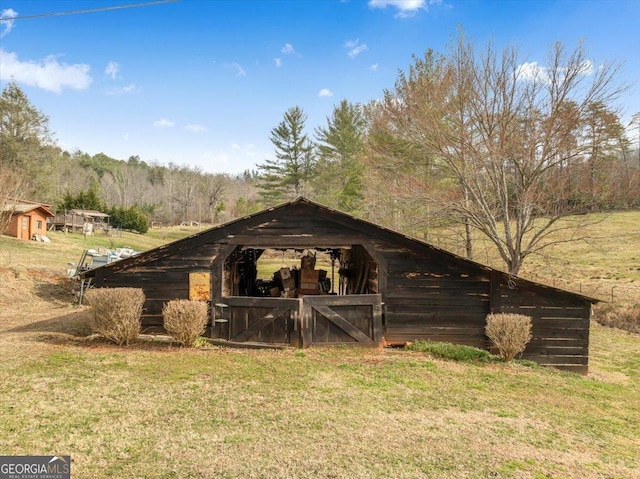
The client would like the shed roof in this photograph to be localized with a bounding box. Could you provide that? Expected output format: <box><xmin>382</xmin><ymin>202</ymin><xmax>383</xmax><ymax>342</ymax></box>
<box><xmin>81</xmin><ymin>197</ymin><xmax>599</xmax><ymax>303</ymax></box>
<box><xmin>65</xmin><ymin>209</ymin><xmax>110</xmax><ymax>218</ymax></box>
<box><xmin>2</xmin><ymin>202</ymin><xmax>55</xmax><ymax>217</ymax></box>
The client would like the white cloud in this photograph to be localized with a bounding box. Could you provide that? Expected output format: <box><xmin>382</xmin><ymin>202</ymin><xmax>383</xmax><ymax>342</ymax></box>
<box><xmin>105</xmin><ymin>61</ymin><xmax>120</xmax><ymax>79</ymax></box>
<box><xmin>185</xmin><ymin>124</ymin><xmax>206</xmax><ymax>133</ymax></box>
<box><xmin>517</xmin><ymin>60</ymin><xmax>594</xmax><ymax>84</ymax></box>
<box><xmin>318</xmin><ymin>88</ymin><xmax>333</xmax><ymax>97</ymax></box>
<box><xmin>344</xmin><ymin>39</ymin><xmax>368</xmax><ymax>58</ymax></box>
<box><xmin>106</xmin><ymin>83</ymin><xmax>139</xmax><ymax>95</ymax></box>
<box><xmin>122</xmin><ymin>83</ymin><xmax>138</xmax><ymax>93</ymax></box>
<box><xmin>0</xmin><ymin>8</ymin><xmax>17</xmax><ymax>37</ymax></box>
<box><xmin>244</xmin><ymin>144</ymin><xmax>258</xmax><ymax>157</ymax></box>
<box><xmin>227</xmin><ymin>62</ymin><xmax>246</xmax><ymax>77</ymax></box>
<box><xmin>281</xmin><ymin>43</ymin><xmax>297</xmax><ymax>55</ymax></box>
<box><xmin>0</xmin><ymin>48</ymin><xmax>92</xmax><ymax>94</ymax></box>
<box><xmin>368</xmin><ymin>0</ymin><xmax>435</xmax><ymax>18</ymax></box>
<box><xmin>153</xmin><ymin>118</ymin><xmax>175</xmax><ymax>128</ymax></box>
<box><xmin>517</xmin><ymin>61</ymin><xmax>545</xmax><ymax>81</ymax></box>
<box><xmin>124</xmin><ymin>133</ymin><xmax>129</xmax><ymax>141</ymax></box>
<box><xmin>230</xmin><ymin>143</ymin><xmax>258</xmax><ymax>157</ymax></box>
<box><xmin>370</xmin><ymin>63</ymin><xmax>379</xmax><ymax>72</ymax></box>
<box><xmin>274</xmin><ymin>58</ymin><xmax>282</xmax><ymax>67</ymax></box>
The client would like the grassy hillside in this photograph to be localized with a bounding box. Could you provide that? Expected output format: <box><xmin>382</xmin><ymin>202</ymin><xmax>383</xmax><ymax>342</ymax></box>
<box><xmin>0</xmin><ymin>226</ymin><xmax>199</xmax><ymax>272</ymax></box>
<box><xmin>511</xmin><ymin>211</ymin><xmax>640</xmax><ymax>304</ymax></box>
<box><xmin>0</xmin><ymin>214</ymin><xmax>639</xmax><ymax>478</ymax></box>
<box><xmin>425</xmin><ymin>211</ymin><xmax>640</xmax><ymax>305</ymax></box>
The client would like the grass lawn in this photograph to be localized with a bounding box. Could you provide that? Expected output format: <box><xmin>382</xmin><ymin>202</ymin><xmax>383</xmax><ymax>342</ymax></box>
<box><xmin>1</xmin><ymin>320</ymin><xmax>639</xmax><ymax>478</ymax></box>
<box><xmin>1</xmin><ymin>215</ymin><xmax>639</xmax><ymax>478</ymax></box>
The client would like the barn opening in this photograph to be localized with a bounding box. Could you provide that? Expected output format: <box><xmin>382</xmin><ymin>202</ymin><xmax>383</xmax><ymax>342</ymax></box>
<box><xmin>214</xmin><ymin>244</ymin><xmax>383</xmax><ymax>347</ymax></box>
<box><xmin>221</xmin><ymin>245</ymin><xmax>379</xmax><ymax>298</ymax></box>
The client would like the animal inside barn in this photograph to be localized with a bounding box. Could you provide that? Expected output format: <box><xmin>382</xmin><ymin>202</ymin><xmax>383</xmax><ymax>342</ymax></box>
<box><xmin>80</xmin><ymin>198</ymin><xmax>596</xmax><ymax>373</ymax></box>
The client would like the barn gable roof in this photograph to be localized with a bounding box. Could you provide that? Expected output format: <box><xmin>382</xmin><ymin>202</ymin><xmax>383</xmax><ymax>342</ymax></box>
<box><xmin>82</xmin><ymin>197</ymin><xmax>598</xmax><ymax>303</ymax></box>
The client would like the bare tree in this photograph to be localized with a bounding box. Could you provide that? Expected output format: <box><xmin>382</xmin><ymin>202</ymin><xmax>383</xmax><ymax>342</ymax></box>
<box><xmin>375</xmin><ymin>33</ymin><xmax>627</xmax><ymax>275</ymax></box>
<box><xmin>631</xmin><ymin>112</ymin><xmax>640</xmax><ymax>168</ymax></box>
<box><xmin>102</xmin><ymin>162</ymin><xmax>134</xmax><ymax>208</ymax></box>
<box><xmin>0</xmin><ymin>166</ymin><xmax>27</xmax><ymax>234</ymax></box>
<box><xmin>198</xmin><ymin>173</ymin><xmax>228</xmax><ymax>224</ymax></box>
<box><xmin>169</xmin><ymin>164</ymin><xmax>202</xmax><ymax>222</ymax></box>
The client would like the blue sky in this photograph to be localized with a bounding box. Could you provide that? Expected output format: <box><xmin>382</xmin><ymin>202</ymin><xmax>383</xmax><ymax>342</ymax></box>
<box><xmin>1</xmin><ymin>0</ymin><xmax>639</xmax><ymax>174</ymax></box>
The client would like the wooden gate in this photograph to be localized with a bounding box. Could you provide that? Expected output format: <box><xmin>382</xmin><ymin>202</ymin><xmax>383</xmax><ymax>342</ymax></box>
<box><xmin>222</xmin><ymin>297</ymin><xmax>301</xmax><ymax>346</ymax></box>
<box><xmin>219</xmin><ymin>295</ymin><xmax>383</xmax><ymax>348</ymax></box>
<box><xmin>301</xmin><ymin>295</ymin><xmax>382</xmax><ymax>347</ymax></box>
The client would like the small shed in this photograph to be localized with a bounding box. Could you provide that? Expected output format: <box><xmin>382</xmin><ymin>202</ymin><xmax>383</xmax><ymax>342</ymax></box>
<box><xmin>2</xmin><ymin>200</ymin><xmax>54</xmax><ymax>240</ymax></box>
<box><xmin>81</xmin><ymin>198</ymin><xmax>596</xmax><ymax>373</ymax></box>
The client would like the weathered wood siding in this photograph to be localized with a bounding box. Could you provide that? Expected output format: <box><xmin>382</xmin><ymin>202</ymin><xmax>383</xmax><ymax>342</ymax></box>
<box><xmin>95</xmin><ymin>242</ymin><xmax>222</xmax><ymax>329</ymax></box>
<box><xmin>377</xmin><ymin>239</ymin><xmax>590</xmax><ymax>372</ymax></box>
<box><xmin>373</xmin><ymin>240</ymin><xmax>491</xmax><ymax>347</ymax></box>
<box><xmin>495</xmin><ymin>281</ymin><xmax>590</xmax><ymax>374</ymax></box>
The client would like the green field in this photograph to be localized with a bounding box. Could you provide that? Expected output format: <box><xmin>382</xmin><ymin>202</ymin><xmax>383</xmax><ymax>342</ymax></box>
<box><xmin>1</xmin><ymin>215</ymin><xmax>639</xmax><ymax>478</ymax></box>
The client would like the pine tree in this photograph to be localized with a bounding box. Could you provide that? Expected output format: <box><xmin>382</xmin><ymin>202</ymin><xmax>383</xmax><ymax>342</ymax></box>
<box><xmin>0</xmin><ymin>80</ymin><xmax>60</xmax><ymax>199</ymax></box>
<box><xmin>314</xmin><ymin>99</ymin><xmax>366</xmax><ymax>214</ymax></box>
<box><xmin>258</xmin><ymin>106</ymin><xmax>315</xmax><ymax>204</ymax></box>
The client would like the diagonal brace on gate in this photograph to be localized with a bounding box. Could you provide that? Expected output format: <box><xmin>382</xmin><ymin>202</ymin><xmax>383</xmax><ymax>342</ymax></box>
<box><xmin>232</xmin><ymin>307</ymin><xmax>291</xmax><ymax>342</ymax></box>
<box><xmin>312</xmin><ymin>304</ymin><xmax>374</xmax><ymax>344</ymax></box>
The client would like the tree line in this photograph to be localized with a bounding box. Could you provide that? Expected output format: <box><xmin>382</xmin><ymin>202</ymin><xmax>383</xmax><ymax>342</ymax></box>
<box><xmin>0</xmin><ymin>80</ymin><xmax>263</xmax><ymax>232</ymax></box>
<box><xmin>2</xmin><ymin>32</ymin><xmax>639</xmax><ymax>274</ymax></box>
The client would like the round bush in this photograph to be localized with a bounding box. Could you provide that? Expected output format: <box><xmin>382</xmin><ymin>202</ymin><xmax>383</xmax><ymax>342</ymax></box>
<box><xmin>163</xmin><ymin>300</ymin><xmax>209</xmax><ymax>346</ymax></box>
<box><xmin>84</xmin><ymin>288</ymin><xmax>145</xmax><ymax>345</ymax></box>
<box><xmin>485</xmin><ymin>313</ymin><xmax>533</xmax><ymax>362</ymax></box>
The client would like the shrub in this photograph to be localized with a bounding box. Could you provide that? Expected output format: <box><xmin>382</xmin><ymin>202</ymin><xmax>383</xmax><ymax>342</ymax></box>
<box><xmin>163</xmin><ymin>300</ymin><xmax>209</xmax><ymax>346</ymax></box>
<box><xmin>108</xmin><ymin>205</ymin><xmax>149</xmax><ymax>234</ymax></box>
<box><xmin>84</xmin><ymin>288</ymin><xmax>145</xmax><ymax>345</ymax></box>
<box><xmin>485</xmin><ymin>313</ymin><xmax>533</xmax><ymax>362</ymax></box>
<box><xmin>407</xmin><ymin>340</ymin><xmax>494</xmax><ymax>362</ymax></box>
<box><xmin>593</xmin><ymin>303</ymin><xmax>640</xmax><ymax>334</ymax></box>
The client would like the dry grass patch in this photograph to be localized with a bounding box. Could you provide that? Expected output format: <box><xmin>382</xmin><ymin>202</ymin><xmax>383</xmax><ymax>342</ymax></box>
<box><xmin>593</xmin><ymin>302</ymin><xmax>640</xmax><ymax>334</ymax></box>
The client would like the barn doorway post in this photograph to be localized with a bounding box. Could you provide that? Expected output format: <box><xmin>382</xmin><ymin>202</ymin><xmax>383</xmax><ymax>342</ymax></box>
<box><xmin>210</xmin><ymin>244</ymin><xmax>239</xmax><ymax>339</ymax></box>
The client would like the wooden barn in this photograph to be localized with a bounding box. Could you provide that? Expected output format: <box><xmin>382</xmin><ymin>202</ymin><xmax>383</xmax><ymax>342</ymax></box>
<box><xmin>80</xmin><ymin>198</ymin><xmax>596</xmax><ymax>373</ymax></box>
<box><xmin>2</xmin><ymin>200</ymin><xmax>54</xmax><ymax>240</ymax></box>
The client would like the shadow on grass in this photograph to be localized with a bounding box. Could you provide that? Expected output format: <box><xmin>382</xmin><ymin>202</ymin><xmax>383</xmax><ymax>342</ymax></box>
<box><xmin>32</xmin><ymin>276</ymin><xmax>75</xmax><ymax>304</ymax></box>
<box><xmin>7</xmin><ymin>309</ymin><xmax>214</xmax><ymax>353</ymax></box>
<box><xmin>9</xmin><ymin>308</ymin><xmax>92</xmax><ymax>338</ymax></box>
